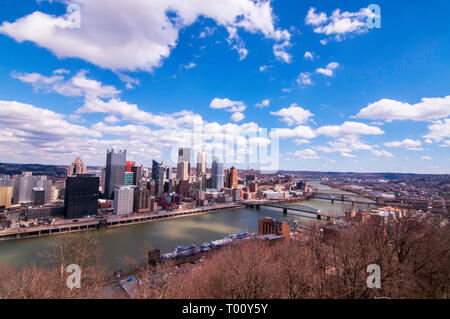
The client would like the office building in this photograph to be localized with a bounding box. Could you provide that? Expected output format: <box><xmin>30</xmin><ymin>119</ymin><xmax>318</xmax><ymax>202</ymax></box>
<box><xmin>227</xmin><ymin>166</ymin><xmax>238</xmax><ymax>189</ymax></box>
<box><xmin>152</xmin><ymin>160</ymin><xmax>165</xmax><ymax>196</ymax></box>
<box><xmin>100</xmin><ymin>167</ymin><xmax>106</xmax><ymax>193</ymax></box>
<box><xmin>178</xmin><ymin>147</ymin><xmax>191</xmax><ymax>174</ymax></box>
<box><xmin>64</xmin><ymin>174</ymin><xmax>99</xmax><ymax>219</ymax></box>
<box><xmin>67</xmin><ymin>157</ymin><xmax>87</xmax><ymax>176</ymax></box>
<box><xmin>165</xmin><ymin>166</ymin><xmax>172</xmax><ymax>181</ymax></box>
<box><xmin>13</xmin><ymin>172</ymin><xmax>36</xmax><ymax>204</ymax></box>
<box><xmin>197</xmin><ymin>152</ymin><xmax>206</xmax><ymax>176</ymax></box>
<box><xmin>134</xmin><ymin>182</ymin><xmax>154</xmax><ymax>213</ymax></box>
<box><xmin>32</xmin><ymin>187</ymin><xmax>45</xmax><ymax>206</ymax></box>
<box><xmin>177</xmin><ymin>161</ymin><xmax>189</xmax><ymax>181</ymax></box>
<box><xmin>211</xmin><ymin>156</ymin><xmax>224</xmax><ymax>191</ymax></box>
<box><xmin>36</xmin><ymin>176</ymin><xmax>52</xmax><ymax>204</ymax></box>
<box><xmin>125</xmin><ymin>161</ymin><xmax>135</xmax><ymax>172</ymax></box>
<box><xmin>132</xmin><ymin>165</ymin><xmax>143</xmax><ymax>185</ymax></box>
<box><xmin>105</xmin><ymin>148</ymin><xmax>126</xmax><ymax>199</ymax></box>
<box><xmin>124</xmin><ymin>171</ymin><xmax>134</xmax><ymax>185</ymax></box>
<box><xmin>113</xmin><ymin>185</ymin><xmax>134</xmax><ymax>216</ymax></box>
<box><xmin>0</xmin><ymin>186</ymin><xmax>12</xmax><ymax>209</ymax></box>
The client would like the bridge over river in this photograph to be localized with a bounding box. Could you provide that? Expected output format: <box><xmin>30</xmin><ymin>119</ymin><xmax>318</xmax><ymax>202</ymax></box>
<box><xmin>243</xmin><ymin>201</ymin><xmax>341</xmax><ymax>220</ymax></box>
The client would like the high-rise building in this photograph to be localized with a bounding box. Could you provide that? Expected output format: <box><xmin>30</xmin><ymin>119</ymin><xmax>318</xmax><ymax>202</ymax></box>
<box><xmin>13</xmin><ymin>172</ymin><xmax>36</xmax><ymax>204</ymax></box>
<box><xmin>227</xmin><ymin>166</ymin><xmax>238</xmax><ymax>189</ymax></box>
<box><xmin>36</xmin><ymin>176</ymin><xmax>52</xmax><ymax>204</ymax></box>
<box><xmin>197</xmin><ymin>152</ymin><xmax>206</xmax><ymax>176</ymax></box>
<box><xmin>113</xmin><ymin>185</ymin><xmax>134</xmax><ymax>216</ymax></box>
<box><xmin>100</xmin><ymin>167</ymin><xmax>106</xmax><ymax>193</ymax></box>
<box><xmin>67</xmin><ymin>157</ymin><xmax>87</xmax><ymax>176</ymax></box>
<box><xmin>211</xmin><ymin>156</ymin><xmax>224</xmax><ymax>191</ymax></box>
<box><xmin>105</xmin><ymin>149</ymin><xmax>126</xmax><ymax>199</ymax></box>
<box><xmin>165</xmin><ymin>166</ymin><xmax>172</xmax><ymax>181</ymax></box>
<box><xmin>125</xmin><ymin>161</ymin><xmax>135</xmax><ymax>172</ymax></box>
<box><xmin>0</xmin><ymin>186</ymin><xmax>12</xmax><ymax>209</ymax></box>
<box><xmin>124</xmin><ymin>172</ymin><xmax>134</xmax><ymax>185</ymax></box>
<box><xmin>178</xmin><ymin>148</ymin><xmax>191</xmax><ymax>174</ymax></box>
<box><xmin>133</xmin><ymin>182</ymin><xmax>154</xmax><ymax>213</ymax></box>
<box><xmin>32</xmin><ymin>187</ymin><xmax>45</xmax><ymax>206</ymax></box>
<box><xmin>132</xmin><ymin>165</ymin><xmax>143</xmax><ymax>185</ymax></box>
<box><xmin>152</xmin><ymin>160</ymin><xmax>165</xmax><ymax>196</ymax></box>
<box><xmin>64</xmin><ymin>174</ymin><xmax>99</xmax><ymax>219</ymax></box>
<box><xmin>177</xmin><ymin>161</ymin><xmax>189</xmax><ymax>181</ymax></box>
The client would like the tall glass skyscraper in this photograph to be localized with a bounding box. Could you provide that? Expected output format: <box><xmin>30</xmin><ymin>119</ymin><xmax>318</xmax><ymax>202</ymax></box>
<box><xmin>152</xmin><ymin>160</ymin><xmax>165</xmax><ymax>196</ymax></box>
<box><xmin>105</xmin><ymin>149</ymin><xmax>126</xmax><ymax>199</ymax></box>
<box><xmin>211</xmin><ymin>156</ymin><xmax>224</xmax><ymax>191</ymax></box>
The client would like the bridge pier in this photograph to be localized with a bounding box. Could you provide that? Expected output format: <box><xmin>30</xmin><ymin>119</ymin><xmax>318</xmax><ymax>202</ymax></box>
<box><xmin>331</xmin><ymin>199</ymin><xmax>334</xmax><ymax>204</ymax></box>
<box><xmin>256</xmin><ymin>205</ymin><xmax>260</xmax><ymax>210</ymax></box>
<box><xmin>283</xmin><ymin>208</ymin><xmax>288</xmax><ymax>215</ymax></box>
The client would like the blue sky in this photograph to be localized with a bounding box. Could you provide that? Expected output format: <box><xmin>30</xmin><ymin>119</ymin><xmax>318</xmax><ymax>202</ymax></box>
<box><xmin>0</xmin><ymin>0</ymin><xmax>449</xmax><ymax>173</ymax></box>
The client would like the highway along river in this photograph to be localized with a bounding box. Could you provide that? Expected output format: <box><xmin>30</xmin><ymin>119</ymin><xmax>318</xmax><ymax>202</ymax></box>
<box><xmin>0</xmin><ymin>182</ymin><xmax>371</xmax><ymax>271</ymax></box>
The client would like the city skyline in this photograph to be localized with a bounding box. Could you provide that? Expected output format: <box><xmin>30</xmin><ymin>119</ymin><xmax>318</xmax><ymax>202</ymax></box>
<box><xmin>0</xmin><ymin>1</ymin><xmax>449</xmax><ymax>174</ymax></box>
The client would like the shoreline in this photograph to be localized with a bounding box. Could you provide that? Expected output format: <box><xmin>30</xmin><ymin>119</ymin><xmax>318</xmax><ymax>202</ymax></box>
<box><xmin>0</xmin><ymin>203</ymin><xmax>243</xmax><ymax>242</ymax></box>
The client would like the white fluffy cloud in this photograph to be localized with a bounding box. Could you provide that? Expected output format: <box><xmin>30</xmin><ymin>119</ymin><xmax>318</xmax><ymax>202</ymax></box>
<box><xmin>356</xmin><ymin>96</ymin><xmax>450</xmax><ymax>121</ymax></box>
<box><xmin>0</xmin><ymin>0</ymin><xmax>292</xmax><ymax>71</ymax></box>
<box><xmin>255</xmin><ymin>99</ymin><xmax>270</xmax><ymax>108</ymax></box>
<box><xmin>315</xmin><ymin>121</ymin><xmax>384</xmax><ymax>137</ymax></box>
<box><xmin>384</xmin><ymin>139</ymin><xmax>423</xmax><ymax>151</ymax></box>
<box><xmin>304</xmin><ymin>51</ymin><xmax>314</xmax><ymax>60</ymax></box>
<box><xmin>297</xmin><ymin>72</ymin><xmax>312</xmax><ymax>86</ymax></box>
<box><xmin>0</xmin><ymin>100</ymin><xmax>101</xmax><ymax>143</ymax></box>
<box><xmin>316</xmin><ymin>62</ymin><xmax>340</xmax><ymax>77</ymax></box>
<box><xmin>13</xmin><ymin>70</ymin><xmax>120</xmax><ymax>98</ymax></box>
<box><xmin>271</xmin><ymin>126</ymin><xmax>316</xmax><ymax>140</ymax></box>
<box><xmin>423</xmin><ymin>119</ymin><xmax>450</xmax><ymax>142</ymax></box>
<box><xmin>270</xmin><ymin>104</ymin><xmax>314</xmax><ymax>126</ymax></box>
<box><xmin>210</xmin><ymin>97</ymin><xmax>246</xmax><ymax>122</ymax></box>
<box><xmin>288</xmin><ymin>149</ymin><xmax>319</xmax><ymax>160</ymax></box>
<box><xmin>231</xmin><ymin>111</ymin><xmax>245</xmax><ymax>122</ymax></box>
<box><xmin>305</xmin><ymin>7</ymin><xmax>374</xmax><ymax>43</ymax></box>
<box><xmin>315</xmin><ymin>135</ymin><xmax>393</xmax><ymax>158</ymax></box>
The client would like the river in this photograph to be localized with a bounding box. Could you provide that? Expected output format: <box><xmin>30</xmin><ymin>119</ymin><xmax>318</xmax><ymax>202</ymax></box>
<box><xmin>0</xmin><ymin>182</ymin><xmax>370</xmax><ymax>270</ymax></box>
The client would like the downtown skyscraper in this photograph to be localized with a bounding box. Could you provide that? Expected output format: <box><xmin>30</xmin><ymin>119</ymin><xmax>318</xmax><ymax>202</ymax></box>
<box><xmin>104</xmin><ymin>149</ymin><xmax>126</xmax><ymax>200</ymax></box>
<box><xmin>197</xmin><ymin>152</ymin><xmax>206</xmax><ymax>177</ymax></box>
<box><xmin>211</xmin><ymin>156</ymin><xmax>224</xmax><ymax>191</ymax></box>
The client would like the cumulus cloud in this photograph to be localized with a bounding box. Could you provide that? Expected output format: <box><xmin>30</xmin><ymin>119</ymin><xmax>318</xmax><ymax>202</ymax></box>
<box><xmin>0</xmin><ymin>100</ymin><xmax>101</xmax><ymax>144</ymax></box>
<box><xmin>255</xmin><ymin>99</ymin><xmax>270</xmax><ymax>108</ymax></box>
<box><xmin>315</xmin><ymin>121</ymin><xmax>384</xmax><ymax>137</ymax></box>
<box><xmin>316</xmin><ymin>62</ymin><xmax>340</xmax><ymax>77</ymax></box>
<box><xmin>304</xmin><ymin>51</ymin><xmax>314</xmax><ymax>60</ymax></box>
<box><xmin>13</xmin><ymin>70</ymin><xmax>120</xmax><ymax>99</ymax></box>
<box><xmin>297</xmin><ymin>72</ymin><xmax>312</xmax><ymax>86</ymax></box>
<box><xmin>315</xmin><ymin>135</ymin><xmax>392</xmax><ymax>158</ymax></box>
<box><xmin>423</xmin><ymin>119</ymin><xmax>450</xmax><ymax>142</ymax></box>
<box><xmin>271</xmin><ymin>126</ymin><xmax>316</xmax><ymax>139</ymax></box>
<box><xmin>305</xmin><ymin>6</ymin><xmax>375</xmax><ymax>43</ymax></box>
<box><xmin>230</xmin><ymin>111</ymin><xmax>245</xmax><ymax>122</ymax></box>
<box><xmin>356</xmin><ymin>96</ymin><xmax>450</xmax><ymax>121</ymax></box>
<box><xmin>0</xmin><ymin>0</ymin><xmax>292</xmax><ymax>71</ymax></box>
<box><xmin>270</xmin><ymin>104</ymin><xmax>314</xmax><ymax>126</ymax></box>
<box><xmin>384</xmin><ymin>139</ymin><xmax>423</xmax><ymax>151</ymax></box>
<box><xmin>288</xmin><ymin>149</ymin><xmax>319</xmax><ymax>160</ymax></box>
